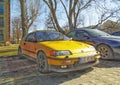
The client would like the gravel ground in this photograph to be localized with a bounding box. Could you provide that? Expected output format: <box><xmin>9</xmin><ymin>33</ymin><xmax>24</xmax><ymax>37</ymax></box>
<box><xmin>0</xmin><ymin>56</ymin><xmax>120</xmax><ymax>85</ymax></box>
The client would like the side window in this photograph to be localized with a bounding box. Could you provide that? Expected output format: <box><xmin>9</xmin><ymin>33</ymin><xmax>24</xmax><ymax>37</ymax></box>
<box><xmin>116</xmin><ymin>32</ymin><xmax>120</xmax><ymax>36</ymax></box>
<box><xmin>76</xmin><ymin>31</ymin><xmax>83</xmax><ymax>38</ymax></box>
<box><xmin>68</xmin><ymin>31</ymin><xmax>76</xmax><ymax>37</ymax></box>
<box><xmin>76</xmin><ymin>31</ymin><xmax>89</xmax><ymax>39</ymax></box>
<box><xmin>25</xmin><ymin>33</ymin><xmax>36</xmax><ymax>42</ymax></box>
<box><xmin>36</xmin><ymin>32</ymin><xmax>47</xmax><ymax>41</ymax></box>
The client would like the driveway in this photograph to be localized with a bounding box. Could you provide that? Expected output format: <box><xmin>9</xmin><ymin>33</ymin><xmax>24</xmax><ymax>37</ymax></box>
<box><xmin>0</xmin><ymin>56</ymin><xmax>120</xmax><ymax>85</ymax></box>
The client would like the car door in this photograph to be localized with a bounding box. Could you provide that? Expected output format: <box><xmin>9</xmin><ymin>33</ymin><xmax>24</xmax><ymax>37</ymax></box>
<box><xmin>114</xmin><ymin>32</ymin><xmax>120</xmax><ymax>36</ymax></box>
<box><xmin>75</xmin><ymin>31</ymin><xmax>95</xmax><ymax>46</ymax></box>
<box><xmin>24</xmin><ymin>33</ymin><xmax>37</xmax><ymax>58</ymax></box>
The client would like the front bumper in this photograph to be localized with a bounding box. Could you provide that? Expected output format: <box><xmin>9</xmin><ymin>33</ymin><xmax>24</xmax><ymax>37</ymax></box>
<box><xmin>47</xmin><ymin>52</ymin><xmax>100</xmax><ymax>66</ymax></box>
<box><xmin>49</xmin><ymin>60</ymin><xmax>99</xmax><ymax>72</ymax></box>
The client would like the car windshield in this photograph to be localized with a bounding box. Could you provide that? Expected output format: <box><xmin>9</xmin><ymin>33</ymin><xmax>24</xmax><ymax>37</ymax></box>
<box><xmin>86</xmin><ymin>29</ymin><xmax>110</xmax><ymax>37</ymax></box>
<box><xmin>36</xmin><ymin>31</ymin><xmax>70</xmax><ymax>41</ymax></box>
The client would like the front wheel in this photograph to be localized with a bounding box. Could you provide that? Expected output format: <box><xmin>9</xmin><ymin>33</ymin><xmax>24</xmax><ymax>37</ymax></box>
<box><xmin>37</xmin><ymin>52</ymin><xmax>49</xmax><ymax>73</ymax></box>
<box><xmin>96</xmin><ymin>44</ymin><xmax>113</xmax><ymax>59</ymax></box>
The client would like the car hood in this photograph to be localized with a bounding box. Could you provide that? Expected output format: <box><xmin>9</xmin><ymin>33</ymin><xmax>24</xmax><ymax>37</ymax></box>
<box><xmin>100</xmin><ymin>35</ymin><xmax>120</xmax><ymax>42</ymax></box>
<box><xmin>39</xmin><ymin>40</ymin><xmax>96</xmax><ymax>53</ymax></box>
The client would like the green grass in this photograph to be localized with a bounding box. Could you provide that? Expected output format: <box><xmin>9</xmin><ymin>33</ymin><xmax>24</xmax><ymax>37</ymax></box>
<box><xmin>0</xmin><ymin>44</ymin><xmax>19</xmax><ymax>57</ymax></box>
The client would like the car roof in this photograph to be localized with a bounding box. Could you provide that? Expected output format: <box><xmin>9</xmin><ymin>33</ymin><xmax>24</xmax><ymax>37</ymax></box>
<box><xmin>22</xmin><ymin>30</ymin><xmax>58</xmax><ymax>40</ymax></box>
<box><xmin>72</xmin><ymin>28</ymin><xmax>97</xmax><ymax>31</ymax></box>
<box><xmin>29</xmin><ymin>30</ymin><xmax>57</xmax><ymax>34</ymax></box>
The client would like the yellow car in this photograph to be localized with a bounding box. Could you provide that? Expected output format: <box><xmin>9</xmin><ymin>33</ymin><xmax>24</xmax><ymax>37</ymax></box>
<box><xmin>18</xmin><ymin>31</ymin><xmax>100</xmax><ymax>73</ymax></box>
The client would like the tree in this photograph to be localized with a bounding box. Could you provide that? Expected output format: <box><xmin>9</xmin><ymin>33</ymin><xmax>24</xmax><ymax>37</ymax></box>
<box><xmin>45</xmin><ymin>13</ymin><xmax>55</xmax><ymax>30</ymax></box>
<box><xmin>92</xmin><ymin>0</ymin><xmax>120</xmax><ymax>29</ymax></box>
<box><xmin>101</xmin><ymin>20</ymin><xmax>120</xmax><ymax>33</ymax></box>
<box><xmin>60</xmin><ymin>0</ymin><xmax>92</xmax><ymax>30</ymax></box>
<box><xmin>43</xmin><ymin>0</ymin><xmax>94</xmax><ymax>34</ymax></box>
<box><xmin>43</xmin><ymin>0</ymin><xmax>65</xmax><ymax>34</ymax></box>
<box><xmin>19</xmin><ymin>0</ymin><xmax>41</xmax><ymax>38</ymax></box>
<box><xmin>43</xmin><ymin>0</ymin><xmax>120</xmax><ymax>34</ymax></box>
<box><xmin>12</xmin><ymin>17</ymin><xmax>22</xmax><ymax>44</ymax></box>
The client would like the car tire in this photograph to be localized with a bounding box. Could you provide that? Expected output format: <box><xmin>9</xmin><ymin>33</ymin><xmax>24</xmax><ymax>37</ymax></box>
<box><xmin>96</xmin><ymin>44</ymin><xmax>113</xmax><ymax>59</ymax></box>
<box><xmin>37</xmin><ymin>51</ymin><xmax>49</xmax><ymax>73</ymax></box>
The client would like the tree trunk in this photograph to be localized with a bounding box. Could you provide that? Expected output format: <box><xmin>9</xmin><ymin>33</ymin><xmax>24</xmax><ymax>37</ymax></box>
<box><xmin>19</xmin><ymin>0</ymin><xmax>28</xmax><ymax>38</ymax></box>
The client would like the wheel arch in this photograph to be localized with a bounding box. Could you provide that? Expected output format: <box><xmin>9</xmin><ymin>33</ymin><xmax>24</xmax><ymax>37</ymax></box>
<box><xmin>96</xmin><ymin>43</ymin><xmax>114</xmax><ymax>54</ymax></box>
<box><xmin>96</xmin><ymin>43</ymin><xmax>110</xmax><ymax>47</ymax></box>
<box><xmin>37</xmin><ymin>50</ymin><xmax>46</xmax><ymax>56</ymax></box>
<box><xmin>36</xmin><ymin>50</ymin><xmax>49</xmax><ymax>73</ymax></box>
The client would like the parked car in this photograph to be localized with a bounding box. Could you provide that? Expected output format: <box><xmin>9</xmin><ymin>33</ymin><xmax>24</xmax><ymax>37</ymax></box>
<box><xmin>67</xmin><ymin>29</ymin><xmax>120</xmax><ymax>59</ymax></box>
<box><xmin>111</xmin><ymin>31</ymin><xmax>120</xmax><ymax>36</ymax></box>
<box><xmin>18</xmin><ymin>31</ymin><xmax>100</xmax><ymax>73</ymax></box>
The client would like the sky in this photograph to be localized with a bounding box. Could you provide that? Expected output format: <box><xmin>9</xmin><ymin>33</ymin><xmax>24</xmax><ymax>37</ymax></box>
<box><xmin>11</xmin><ymin>0</ymin><xmax>120</xmax><ymax>32</ymax></box>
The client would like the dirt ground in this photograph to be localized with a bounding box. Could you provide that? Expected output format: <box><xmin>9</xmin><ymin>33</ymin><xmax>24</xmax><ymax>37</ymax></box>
<box><xmin>0</xmin><ymin>56</ymin><xmax>120</xmax><ymax>85</ymax></box>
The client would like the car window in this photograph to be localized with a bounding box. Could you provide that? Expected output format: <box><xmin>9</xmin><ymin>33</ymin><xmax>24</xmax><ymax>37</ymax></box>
<box><xmin>36</xmin><ymin>32</ymin><xmax>49</xmax><ymax>41</ymax></box>
<box><xmin>114</xmin><ymin>32</ymin><xmax>120</xmax><ymax>36</ymax></box>
<box><xmin>86</xmin><ymin>29</ymin><xmax>110</xmax><ymax>37</ymax></box>
<box><xmin>76</xmin><ymin>31</ymin><xmax>89</xmax><ymax>39</ymax></box>
<box><xmin>68</xmin><ymin>31</ymin><xmax>76</xmax><ymax>37</ymax></box>
<box><xmin>36</xmin><ymin>31</ymin><xmax>70</xmax><ymax>41</ymax></box>
<box><xmin>25</xmin><ymin>33</ymin><xmax>36</xmax><ymax>42</ymax></box>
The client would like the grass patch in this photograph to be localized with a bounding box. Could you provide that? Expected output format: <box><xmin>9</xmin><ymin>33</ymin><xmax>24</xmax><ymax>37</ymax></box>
<box><xmin>0</xmin><ymin>44</ymin><xmax>19</xmax><ymax>57</ymax></box>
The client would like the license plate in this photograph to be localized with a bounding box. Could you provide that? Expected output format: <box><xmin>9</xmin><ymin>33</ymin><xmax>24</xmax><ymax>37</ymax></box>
<box><xmin>79</xmin><ymin>57</ymin><xmax>95</xmax><ymax>63</ymax></box>
<box><xmin>79</xmin><ymin>58</ymin><xmax>82</xmax><ymax>63</ymax></box>
<box><xmin>79</xmin><ymin>58</ymin><xmax>87</xmax><ymax>63</ymax></box>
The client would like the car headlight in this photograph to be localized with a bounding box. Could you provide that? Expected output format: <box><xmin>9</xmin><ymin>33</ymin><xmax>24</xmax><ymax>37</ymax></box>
<box><xmin>89</xmin><ymin>46</ymin><xmax>96</xmax><ymax>51</ymax></box>
<box><xmin>50</xmin><ymin>50</ymin><xmax>71</xmax><ymax>56</ymax></box>
<box><xmin>83</xmin><ymin>46</ymin><xmax>96</xmax><ymax>52</ymax></box>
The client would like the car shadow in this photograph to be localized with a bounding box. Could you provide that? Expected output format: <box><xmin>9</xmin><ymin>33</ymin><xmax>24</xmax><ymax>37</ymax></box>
<box><xmin>95</xmin><ymin>59</ymin><xmax>120</xmax><ymax>68</ymax></box>
<box><xmin>2</xmin><ymin>68</ymin><xmax>93</xmax><ymax>85</ymax></box>
<box><xmin>2</xmin><ymin>56</ymin><xmax>120</xmax><ymax>85</ymax></box>
<box><xmin>0</xmin><ymin>58</ymin><xmax>93</xmax><ymax>85</ymax></box>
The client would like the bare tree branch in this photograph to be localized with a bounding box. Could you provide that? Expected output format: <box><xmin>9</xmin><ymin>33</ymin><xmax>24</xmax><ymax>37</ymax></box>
<box><xmin>19</xmin><ymin>0</ymin><xmax>41</xmax><ymax>37</ymax></box>
<box><xmin>60</xmin><ymin>0</ymin><xmax>69</xmax><ymax>19</ymax></box>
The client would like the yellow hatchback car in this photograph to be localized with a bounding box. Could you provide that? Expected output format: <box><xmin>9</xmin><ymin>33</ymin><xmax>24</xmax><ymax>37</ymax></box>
<box><xmin>18</xmin><ymin>31</ymin><xmax>100</xmax><ymax>73</ymax></box>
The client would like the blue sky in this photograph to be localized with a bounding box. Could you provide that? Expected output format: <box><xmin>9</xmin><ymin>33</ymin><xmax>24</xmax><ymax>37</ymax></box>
<box><xmin>11</xmin><ymin>0</ymin><xmax>120</xmax><ymax>32</ymax></box>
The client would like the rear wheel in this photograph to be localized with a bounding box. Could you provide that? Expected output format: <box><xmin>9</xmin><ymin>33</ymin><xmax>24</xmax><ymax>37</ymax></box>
<box><xmin>96</xmin><ymin>44</ymin><xmax>113</xmax><ymax>59</ymax></box>
<box><xmin>37</xmin><ymin>52</ymin><xmax>49</xmax><ymax>73</ymax></box>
